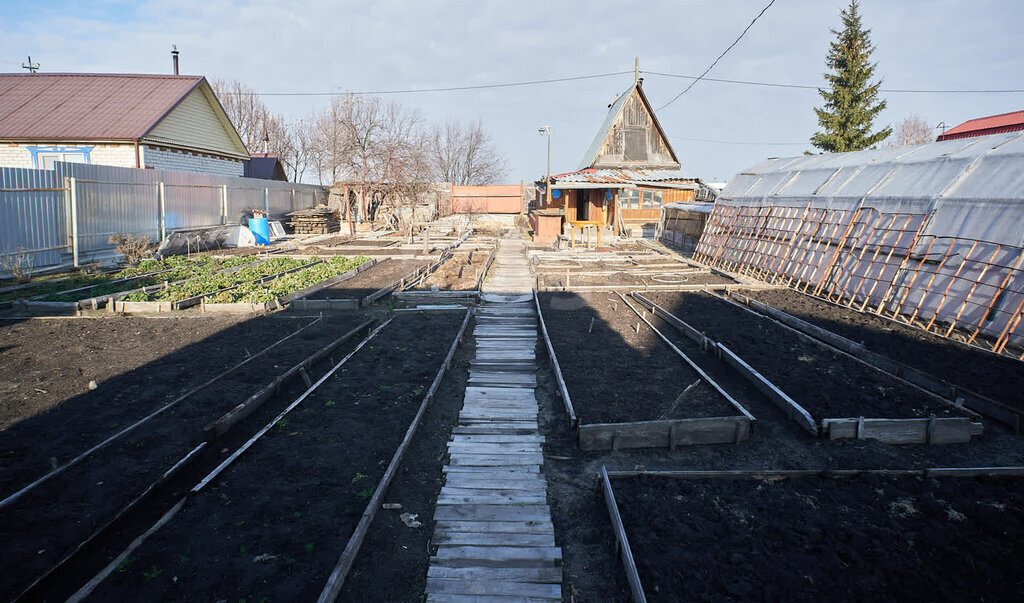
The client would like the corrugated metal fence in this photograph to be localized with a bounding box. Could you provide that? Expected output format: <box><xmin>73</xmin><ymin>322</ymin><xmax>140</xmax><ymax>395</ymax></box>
<box><xmin>1</xmin><ymin>162</ymin><xmax>326</xmax><ymax>274</ymax></box>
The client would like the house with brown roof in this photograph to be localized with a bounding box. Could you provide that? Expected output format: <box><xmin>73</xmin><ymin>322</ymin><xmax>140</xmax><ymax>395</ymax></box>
<box><xmin>533</xmin><ymin>79</ymin><xmax>709</xmax><ymax>242</ymax></box>
<box><xmin>936</xmin><ymin>109</ymin><xmax>1024</xmax><ymax>141</ymax></box>
<box><xmin>0</xmin><ymin>73</ymin><xmax>249</xmax><ymax>176</ymax></box>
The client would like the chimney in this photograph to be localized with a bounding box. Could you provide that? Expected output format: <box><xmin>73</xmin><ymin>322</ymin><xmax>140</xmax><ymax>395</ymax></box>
<box><xmin>171</xmin><ymin>45</ymin><xmax>179</xmax><ymax>75</ymax></box>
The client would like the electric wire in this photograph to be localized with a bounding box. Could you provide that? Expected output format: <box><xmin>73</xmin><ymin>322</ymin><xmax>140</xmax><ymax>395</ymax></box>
<box><xmin>657</xmin><ymin>0</ymin><xmax>777</xmax><ymax>110</ymax></box>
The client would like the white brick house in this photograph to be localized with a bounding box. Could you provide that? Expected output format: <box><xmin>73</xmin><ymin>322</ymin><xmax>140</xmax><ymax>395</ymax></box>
<box><xmin>0</xmin><ymin>73</ymin><xmax>249</xmax><ymax>176</ymax></box>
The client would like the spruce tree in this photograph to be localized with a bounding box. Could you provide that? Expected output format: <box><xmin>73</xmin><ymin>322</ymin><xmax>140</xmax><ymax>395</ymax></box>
<box><xmin>811</xmin><ymin>0</ymin><xmax>891</xmax><ymax>152</ymax></box>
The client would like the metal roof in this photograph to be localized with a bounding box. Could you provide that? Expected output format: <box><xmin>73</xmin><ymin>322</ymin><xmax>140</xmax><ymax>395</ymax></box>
<box><xmin>0</xmin><ymin>73</ymin><xmax>204</xmax><ymax>140</ymax></box>
<box><xmin>937</xmin><ymin>109</ymin><xmax>1024</xmax><ymax>141</ymax></box>
<box><xmin>553</xmin><ymin>168</ymin><xmax>695</xmax><ymax>184</ymax></box>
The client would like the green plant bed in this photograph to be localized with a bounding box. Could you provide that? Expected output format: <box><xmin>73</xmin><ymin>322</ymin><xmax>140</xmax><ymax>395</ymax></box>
<box><xmin>206</xmin><ymin>256</ymin><xmax>372</xmax><ymax>304</ymax></box>
<box><xmin>122</xmin><ymin>257</ymin><xmax>316</xmax><ymax>303</ymax></box>
<box><xmin>35</xmin><ymin>256</ymin><xmax>258</xmax><ymax>303</ymax></box>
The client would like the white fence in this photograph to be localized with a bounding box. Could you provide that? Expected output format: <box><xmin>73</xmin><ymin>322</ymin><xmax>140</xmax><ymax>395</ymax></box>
<box><xmin>1</xmin><ymin>162</ymin><xmax>327</xmax><ymax>274</ymax></box>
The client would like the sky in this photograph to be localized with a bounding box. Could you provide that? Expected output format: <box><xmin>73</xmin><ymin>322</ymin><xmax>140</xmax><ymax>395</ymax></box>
<box><xmin>2</xmin><ymin>0</ymin><xmax>1023</xmax><ymax>184</ymax></box>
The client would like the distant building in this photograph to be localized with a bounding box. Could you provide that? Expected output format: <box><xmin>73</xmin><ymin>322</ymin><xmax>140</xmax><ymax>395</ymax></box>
<box><xmin>936</xmin><ymin>110</ymin><xmax>1024</xmax><ymax>141</ymax></box>
<box><xmin>534</xmin><ymin>79</ymin><xmax>707</xmax><ymax>240</ymax></box>
<box><xmin>244</xmin><ymin>152</ymin><xmax>288</xmax><ymax>181</ymax></box>
<box><xmin>0</xmin><ymin>73</ymin><xmax>249</xmax><ymax>176</ymax></box>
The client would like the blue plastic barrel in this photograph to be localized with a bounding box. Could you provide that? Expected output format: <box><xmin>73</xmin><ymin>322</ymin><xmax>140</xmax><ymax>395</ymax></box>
<box><xmin>248</xmin><ymin>217</ymin><xmax>270</xmax><ymax>245</ymax></box>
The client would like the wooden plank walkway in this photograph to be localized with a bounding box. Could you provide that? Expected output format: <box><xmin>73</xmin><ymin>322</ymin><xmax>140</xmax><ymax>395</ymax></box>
<box><xmin>427</xmin><ymin>239</ymin><xmax>562</xmax><ymax>602</ymax></box>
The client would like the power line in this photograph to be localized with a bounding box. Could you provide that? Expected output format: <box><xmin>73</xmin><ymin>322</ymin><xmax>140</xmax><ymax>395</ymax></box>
<box><xmin>658</xmin><ymin>0</ymin><xmax>777</xmax><ymax>110</ymax></box>
<box><xmin>228</xmin><ymin>71</ymin><xmax>633</xmax><ymax>97</ymax></box>
<box><xmin>646</xmin><ymin>70</ymin><xmax>1024</xmax><ymax>94</ymax></box>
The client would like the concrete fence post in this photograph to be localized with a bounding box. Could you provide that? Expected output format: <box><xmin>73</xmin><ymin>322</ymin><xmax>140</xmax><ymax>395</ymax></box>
<box><xmin>221</xmin><ymin>184</ymin><xmax>228</xmax><ymax>225</ymax></box>
<box><xmin>70</xmin><ymin>177</ymin><xmax>79</xmax><ymax>267</ymax></box>
<box><xmin>158</xmin><ymin>181</ymin><xmax>166</xmax><ymax>241</ymax></box>
<box><xmin>264</xmin><ymin>187</ymin><xmax>270</xmax><ymax>217</ymax></box>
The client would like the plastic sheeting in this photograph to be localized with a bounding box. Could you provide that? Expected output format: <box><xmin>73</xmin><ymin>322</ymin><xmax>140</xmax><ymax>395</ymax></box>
<box><xmin>696</xmin><ymin>131</ymin><xmax>1024</xmax><ymax>356</ymax></box>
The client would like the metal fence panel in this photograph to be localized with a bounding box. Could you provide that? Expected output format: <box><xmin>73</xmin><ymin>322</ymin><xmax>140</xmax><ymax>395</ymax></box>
<box><xmin>0</xmin><ymin>166</ymin><xmax>67</xmax><ymax>273</ymax></box>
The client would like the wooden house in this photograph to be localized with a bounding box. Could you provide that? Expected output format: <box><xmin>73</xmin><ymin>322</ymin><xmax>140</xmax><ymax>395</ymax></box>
<box><xmin>535</xmin><ymin>80</ymin><xmax>707</xmax><ymax>241</ymax></box>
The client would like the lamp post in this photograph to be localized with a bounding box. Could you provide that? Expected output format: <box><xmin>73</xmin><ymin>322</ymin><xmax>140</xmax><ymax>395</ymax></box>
<box><xmin>538</xmin><ymin>126</ymin><xmax>551</xmax><ymax>207</ymax></box>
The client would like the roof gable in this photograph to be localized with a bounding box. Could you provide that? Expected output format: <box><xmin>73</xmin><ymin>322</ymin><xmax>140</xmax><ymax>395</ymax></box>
<box><xmin>0</xmin><ymin>73</ymin><xmax>203</xmax><ymax>140</ymax></box>
<box><xmin>577</xmin><ymin>82</ymin><xmax>680</xmax><ymax>171</ymax></box>
<box><xmin>144</xmin><ymin>81</ymin><xmax>249</xmax><ymax>159</ymax></box>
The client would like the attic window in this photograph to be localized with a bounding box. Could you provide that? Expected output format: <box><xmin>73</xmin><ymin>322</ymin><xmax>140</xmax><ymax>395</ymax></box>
<box><xmin>624</xmin><ymin>127</ymin><xmax>647</xmax><ymax>161</ymax></box>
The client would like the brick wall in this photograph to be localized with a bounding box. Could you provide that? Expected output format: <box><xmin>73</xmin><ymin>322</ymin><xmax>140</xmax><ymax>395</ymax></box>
<box><xmin>0</xmin><ymin>144</ymin><xmax>36</xmax><ymax>169</ymax></box>
<box><xmin>88</xmin><ymin>145</ymin><xmax>137</xmax><ymax>167</ymax></box>
<box><xmin>143</xmin><ymin>146</ymin><xmax>244</xmax><ymax>177</ymax></box>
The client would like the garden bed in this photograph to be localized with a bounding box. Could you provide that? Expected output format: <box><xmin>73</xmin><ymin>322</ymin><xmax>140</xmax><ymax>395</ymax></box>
<box><xmin>0</xmin><ymin>316</ymin><xmax>367</xmax><ymax>600</ymax></box>
<box><xmin>643</xmin><ymin>292</ymin><xmax>981</xmax><ymax>442</ymax></box>
<box><xmin>606</xmin><ymin>472</ymin><xmax>1024</xmax><ymax>601</ymax></box>
<box><xmin>537</xmin><ymin>269</ymin><xmax>736</xmax><ymax>290</ymax></box>
<box><xmin>410</xmin><ymin>248</ymin><xmax>495</xmax><ymax>292</ymax></box>
<box><xmin>83</xmin><ymin>310</ymin><xmax>468</xmax><ymax>601</ymax></box>
<box><xmin>537</xmin><ymin>292</ymin><xmax>752</xmax><ymax>450</ymax></box>
<box><xmin>743</xmin><ymin>289</ymin><xmax>1024</xmax><ymax>418</ymax></box>
<box><xmin>294</xmin><ymin>258</ymin><xmax>434</xmax><ymax>310</ymax></box>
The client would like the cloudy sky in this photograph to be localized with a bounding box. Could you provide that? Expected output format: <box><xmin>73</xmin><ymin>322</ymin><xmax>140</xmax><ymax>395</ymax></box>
<box><xmin>2</xmin><ymin>0</ymin><xmax>1022</xmax><ymax>184</ymax></box>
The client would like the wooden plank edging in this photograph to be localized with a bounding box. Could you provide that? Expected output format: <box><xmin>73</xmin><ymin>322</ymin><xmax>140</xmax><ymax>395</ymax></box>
<box><xmin>534</xmin><ymin>289</ymin><xmax>578</xmax><ymax>428</ymax></box>
<box><xmin>716</xmin><ymin>344</ymin><xmax>818</xmax><ymax>436</ymax></box>
<box><xmin>603</xmin><ymin>466</ymin><xmax>1024</xmax><ymax>480</ymax></box>
<box><xmin>600</xmin><ymin>466</ymin><xmax>647</xmax><ymax>603</ymax></box>
<box><xmin>318</xmin><ymin>306</ymin><xmax>475</xmax><ymax>602</ymax></box>
<box><xmin>579</xmin><ymin>417</ymin><xmax>751</xmax><ymax>451</ymax></box>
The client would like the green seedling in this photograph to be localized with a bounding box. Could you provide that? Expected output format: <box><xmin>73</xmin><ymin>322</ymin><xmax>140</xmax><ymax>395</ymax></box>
<box><xmin>324</xmin><ymin>400</ymin><xmax>336</xmax><ymax>407</ymax></box>
<box><xmin>357</xmin><ymin>487</ymin><xmax>375</xmax><ymax>499</ymax></box>
<box><xmin>304</xmin><ymin>542</ymin><xmax>316</xmax><ymax>553</ymax></box>
<box><xmin>276</xmin><ymin>418</ymin><xmax>290</xmax><ymax>428</ymax></box>
<box><xmin>293</xmin><ymin>511</ymin><xmax>303</xmax><ymax>518</ymax></box>
<box><xmin>351</xmin><ymin>472</ymin><xmax>368</xmax><ymax>484</ymax></box>
<box><xmin>142</xmin><ymin>565</ymin><xmax>164</xmax><ymax>580</ymax></box>
<box><xmin>240</xmin><ymin>545</ymin><xmax>248</xmax><ymax>554</ymax></box>
<box><xmin>178</xmin><ymin>550</ymin><xmax>191</xmax><ymax>564</ymax></box>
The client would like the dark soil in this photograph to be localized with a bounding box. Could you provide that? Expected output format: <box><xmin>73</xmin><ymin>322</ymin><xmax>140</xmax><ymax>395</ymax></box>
<box><xmin>89</xmin><ymin>310</ymin><xmax>466</xmax><ymax>601</ymax></box>
<box><xmin>340</xmin><ymin>313</ymin><xmax>474</xmax><ymax>600</ymax></box>
<box><xmin>0</xmin><ymin>314</ymin><xmax>251</xmax><ymax>430</ymax></box>
<box><xmin>539</xmin><ymin>292</ymin><xmax>738</xmax><ymax>424</ymax></box>
<box><xmin>541</xmin><ymin>270</ymin><xmax>734</xmax><ymax>289</ymax></box>
<box><xmin>646</xmin><ymin>292</ymin><xmax>965</xmax><ymax>421</ymax></box>
<box><xmin>413</xmin><ymin>250</ymin><xmax>493</xmax><ymax>291</ymax></box>
<box><xmin>0</xmin><ymin>316</ymin><xmax>363</xmax><ymax>600</ymax></box>
<box><xmin>303</xmin><ymin>259</ymin><xmax>429</xmax><ymax>300</ymax></box>
<box><xmin>613</xmin><ymin>474</ymin><xmax>1024</xmax><ymax>602</ymax></box>
<box><xmin>747</xmin><ymin>289</ymin><xmax>1024</xmax><ymax>410</ymax></box>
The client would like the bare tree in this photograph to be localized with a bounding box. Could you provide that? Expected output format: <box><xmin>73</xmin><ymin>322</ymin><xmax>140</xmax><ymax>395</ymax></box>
<box><xmin>429</xmin><ymin>118</ymin><xmax>508</xmax><ymax>185</ymax></box>
<box><xmin>888</xmin><ymin>114</ymin><xmax>933</xmax><ymax>147</ymax></box>
<box><xmin>209</xmin><ymin>78</ymin><xmax>270</xmax><ymax>153</ymax></box>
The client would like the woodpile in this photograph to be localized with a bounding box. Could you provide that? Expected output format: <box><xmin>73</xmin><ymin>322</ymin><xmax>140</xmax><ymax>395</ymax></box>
<box><xmin>288</xmin><ymin>207</ymin><xmax>340</xmax><ymax>235</ymax></box>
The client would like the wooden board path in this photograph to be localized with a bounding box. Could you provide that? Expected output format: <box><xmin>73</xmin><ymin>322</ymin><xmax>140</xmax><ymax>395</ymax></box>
<box><xmin>426</xmin><ymin>238</ymin><xmax>562</xmax><ymax>602</ymax></box>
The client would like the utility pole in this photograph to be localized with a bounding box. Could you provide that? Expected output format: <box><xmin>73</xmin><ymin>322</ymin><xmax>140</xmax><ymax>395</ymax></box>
<box><xmin>21</xmin><ymin>56</ymin><xmax>39</xmax><ymax>73</ymax></box>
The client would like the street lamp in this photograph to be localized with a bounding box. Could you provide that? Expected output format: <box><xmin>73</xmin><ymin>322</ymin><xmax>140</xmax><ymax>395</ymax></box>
<box><xmin>538</xmin><ymin>126</ymin><xmax>551</xmax><ymax>207</ymax></box>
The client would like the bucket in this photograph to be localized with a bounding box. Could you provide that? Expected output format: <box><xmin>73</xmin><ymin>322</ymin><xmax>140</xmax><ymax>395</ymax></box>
<box><xmin>248</xmin><ymin>217</ymin><xmax>270</xmax><ymax>245</ymax></box>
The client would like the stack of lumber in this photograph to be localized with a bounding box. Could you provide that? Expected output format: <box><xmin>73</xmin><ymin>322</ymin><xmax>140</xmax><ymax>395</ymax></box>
<box><xmin>288</xmin><ymin>207</ymin><xmax>340</xmax><ymax>234</ymax></box>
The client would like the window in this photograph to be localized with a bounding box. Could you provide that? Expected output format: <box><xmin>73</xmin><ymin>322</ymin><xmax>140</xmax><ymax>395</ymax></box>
<box><xmin>621</xmin><ymin>189</ymin><xmax>641</xmax><ymax>209</ymax></box>
<box><xmin>28</xmin><ymin>146</ymin><xmax>92</xmax><ymax>169</ymax></box>
<box><xmin>642</xmin><ymin>190</ymin><xmax>663</xmax><ymax>209</ymax></box>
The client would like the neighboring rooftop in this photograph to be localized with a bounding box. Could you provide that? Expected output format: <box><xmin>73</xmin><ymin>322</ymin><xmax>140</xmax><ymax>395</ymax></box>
<box><xmin>936</xmin><ymin>109</ymin><xmax>1024</xmax><ymax>141</ymax></box>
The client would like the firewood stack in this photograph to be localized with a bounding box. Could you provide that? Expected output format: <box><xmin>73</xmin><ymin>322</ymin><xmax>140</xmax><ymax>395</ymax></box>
<box><xmin>287</xmin><ymin>207</ymin><xmax>340</xmax><ymax>235</ymax></box>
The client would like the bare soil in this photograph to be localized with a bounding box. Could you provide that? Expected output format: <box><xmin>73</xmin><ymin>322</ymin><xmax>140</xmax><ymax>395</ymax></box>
<box><xmin>0</xmin><ymin>315</ymin><xmax>364</xmax><ymax>600</ymax></box>
<box><xmin>746</xmin><ymin>289</ymin><xmax>1024</xmax><ymax>410</ymax></box>
<box><xmin>87</xmin><ymin>311</ymin><xmax>465</xmax><ymax>601</ymax></box>
<box><xmin>0</xmin><ymin>314</ymin><xmax>264</xmax><ymax>430</ymax></box>
<box><xmin>541</xmin><ymin>270</ymin><xmax>735</xmax><ymax>289</ymax></box>
<box><xmin>614</xmin><ymin>474</ymin><xmax>1024</xmax><ymax>602</ymax></box>
<box><xmin>413</xmin><ymin>249</ymin><xmax>494</xmax><ymax>291</ymax></box>
<box><xmin>645</xmin><ymin>292</ymin><xmax>966</xmax><ymax>421</ymax></box>
<box><xmin>302</xmin><ymin>259</ymin><xmax>429</xmax><ymax>301</ymax></box>
<box><xmin>539</xmin><ymin>292</ymin><xmax>739</xmax><ymax>424</ymax></box>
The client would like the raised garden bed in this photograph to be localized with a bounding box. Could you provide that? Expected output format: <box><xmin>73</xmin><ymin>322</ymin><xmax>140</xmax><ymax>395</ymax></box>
<box><xmin>642</xmin><ymin>291</ymin><xmax>982</xmax><ymax>443</ymax></box>
<box><xmin>740</xmin><ymin>288</ymin><xmax>1024</xmax><ymax>428</ymax></box>
<box><xmin>293</xmin><ymin>258</ymin><xmax>436</xmax><ymax>310</ymax></box>
<box><xmin>537</xmin><ymin>269</ymin><xmax>736</xmax><ymax>290</ymax></box>
<box><xmin>80</xmin><ymin>310</ymin><xmax>470</xmax><ymax>601</ymax></box>
<box><xmin>537</xmin><ymin>291</ymin><xmax>753</xmax><ymax>451</ymax></box>
<box><xmin>604</xmin><ymin>471</ymin><xmax>1024</xmax><ymax>601</ymax></box>
<box><xmin>410</xmin><ymin>247</ymin><xmax>496</xmax><ymax>292</ymax></box>
<box><xmin>1</xmin><ymin>315</ymin><xmax>371</xmax><ymax>600</ymax></box>
<box><xmin>112</xmin><ymin>257</ymin><xmax>318</xmax><ymax>312</ymax></box>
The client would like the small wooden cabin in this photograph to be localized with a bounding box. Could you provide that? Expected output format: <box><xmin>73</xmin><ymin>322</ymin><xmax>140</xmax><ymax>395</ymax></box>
<box><xmin>536</xmin><ymin>80</ymin><xmax>704</xmax><ymax>239</ymax></box>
